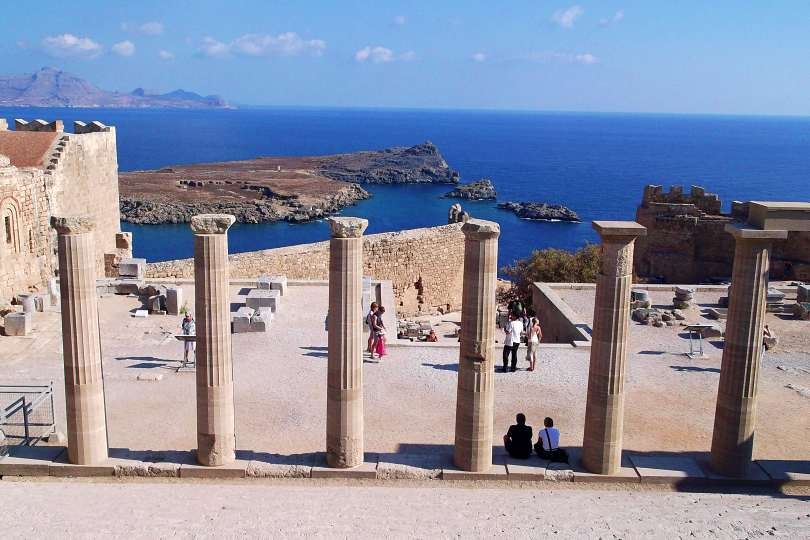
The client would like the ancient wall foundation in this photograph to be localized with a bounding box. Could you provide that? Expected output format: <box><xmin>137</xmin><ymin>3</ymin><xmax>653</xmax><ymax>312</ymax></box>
<box><xmin>635</xmin><ymin>184</ymin><xmax>810</xmax><ymax>283</ymax></box>
<box><xmin>147</xmin><ymin>223</ymin><xmax>466</xmax><ymax>317</ymax></box>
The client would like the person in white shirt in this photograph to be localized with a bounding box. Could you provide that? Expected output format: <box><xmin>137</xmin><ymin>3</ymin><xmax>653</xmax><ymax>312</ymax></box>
<box><xmin>502</xmin><ymin>313</ymin><xmax>523</xmax><ymax>372</ymax></box>
<box><xmin>534</xmin><ymin>417</ymin><xmax>568</xmax><ymax>463</ymax></box>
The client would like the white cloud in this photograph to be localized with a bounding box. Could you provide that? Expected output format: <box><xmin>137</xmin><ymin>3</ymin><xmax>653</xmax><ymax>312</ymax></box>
<box><xmin>159</xmin><ymin>50</ymin><xmax>175</xmax><ymax>61</ymax></box>
<box><xmin>199</xmin><ymin>33</ymin><xmax>326</xmax><ymax>58</ymax></box>
<box><xmin>573</xmin><ymin>53</ymin><xmax>598</xmax><ymax>65</ymax></box>
<box><xmin>393</xmin><ymin>15</ymin><xmax>407</xmax><ymax>26</ymax></box>
<box><xmin>199</xmin><ymin>37</ymin><xmax>230</xmax><ymax>58</ymax></box>
<box><xmin>523</xmin><ymin>51</ymin><xmax>599</xmax><ymax>65</ymax></box>
<box><xmin>140</xmin><ymin>21</ymin><xmax>164</xmax><ymax>35</ymax></box>
<box><xmin>354</xmin><ymin>46</ymin><xmax>414</xmax><ymax>64</ymax></box>
<box><xmin>551</xmin><ymin>5</ymin><xmax>584</xmax><ymax>29</ymax></box>
<box><xmin>471</xmin><ymin>52</ymin><xmax>487</xmax><ymax>62</ymax></box>
<box><xmin>599</xmin><ymin>10</ymin><xmax>625</xmax><ymax>27</ymax></box>
<box><xmin>42</xmin><ymin>33</ymin><xmax>102</xmax><ymax>59</ymax></box>
<box><xmin>355</xmin><ymin>46</ymin><xmax>392</xmax><ymax>63</ymax></box>
<box><xmin>112</xmin><ymin>40</ymin><xmax>135</xmax><ymax>57</ymax></box>
<box><xmin>122</xmin><ymin>21</ymin><xmax>165</xmax><ymax>35</ymax></box>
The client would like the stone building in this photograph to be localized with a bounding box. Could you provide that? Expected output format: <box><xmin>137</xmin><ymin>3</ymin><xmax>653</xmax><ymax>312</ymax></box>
<box><xmin>634</xmin><ymin>184</ymin><xmax>810</xmax><ymax>283</ymax></box>
<box><xmin>0</xmin><ymin>118</ymin><xmax>124</xmax><ymax>301</ymax></box>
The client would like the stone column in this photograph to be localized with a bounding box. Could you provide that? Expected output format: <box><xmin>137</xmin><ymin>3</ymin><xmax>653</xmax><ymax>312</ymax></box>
<box><xmin>326</xmin><ymin>217</ymin><xmax>368</xmax><ymax>468</ymax></box>
<box><xmin>191</xmin><ymin>214</ymin><xmax>237</xmax><ymax>466</ymax></box>
<box><xmin>710</xmin><ymin>225</ymin><xmax>787</xmax><ymax>477</ymax></box>
<box><xmin>582</xmin><ymin>221</ymin><xmax>646</xmax><ymax>475</ymax></box>
<box><xmin>453</xmin><ymin>219</ymin><xmax>500</xmax><ymax>472</ymax></box>
<box><xmin>51</xmin><ymin>216</ymin><xmax>108</xmax><ymax>465</ymax></box>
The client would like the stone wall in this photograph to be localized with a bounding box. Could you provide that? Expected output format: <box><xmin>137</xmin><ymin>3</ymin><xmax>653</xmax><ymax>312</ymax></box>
<box><xmin>147</xmin><ymin>223</ymin><xmax>466</xmax><ymax>316</ymax></box>
<box><xmin>531</xmin><ymin>283</ymin><xmax>592</xmax><ymax>345</ymax></box>
<box><xmin>0</xmin><ymin>120</ymin><xmax>121</xmax><ymax>301</ymax></box>
<box><xmin>635</xmin><ymin>184</ymin><xmax>810</xmax><ymax>283</ymax></box>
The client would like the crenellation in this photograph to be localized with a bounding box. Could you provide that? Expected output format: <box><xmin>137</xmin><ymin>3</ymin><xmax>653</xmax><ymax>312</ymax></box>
<box><xmin>73</xmin><ymin>120</ymin><xmax>113</xmax><ymax>134</ymax></box>
<box><xmin>14</xmin><ymin>118</ymin><xmax>64</xmax><ymax>132</ymax></box>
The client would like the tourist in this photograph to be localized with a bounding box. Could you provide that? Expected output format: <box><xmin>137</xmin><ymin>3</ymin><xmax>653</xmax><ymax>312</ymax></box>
<box><xmin>502</xmin><ymin>312</ymin><xmax>523</xmax><ymax>372</ymax></box>
<box><xmin>503</xmin><ymin>413</ymin><xmax>533</xmax><ymax>459</ymax></box>
<box><xmin>372</xmin><ymin>306</ymin><xmax>387</xmax><ymax>359</ymax></box>
<box><xmin>521</xmin><ymin>309</ymin><xmax>531</xmax><ymax>344</ymax></box>
<box><xmin>181</xmin><ymin>313</ymin><xmax>196</xmax><ymax>365</ymax></box>
<box><xmin>534</xmin><ymin>417</ymin><xmax>568</xmax><ymax>463</ymax></box>
<box><xmin>526</xmin><ymin>317</ymin><xmax>542</xmax><ymax>372</ymax></box>
<box><xmin>426</xmin><ymin>329</ymin><xmax>438</xmax><ymax>342</ymax></box>
<box><xmin>366</xmin><ymin>302</ymin><xmax>378</xmax><ymax>355</ymax></box>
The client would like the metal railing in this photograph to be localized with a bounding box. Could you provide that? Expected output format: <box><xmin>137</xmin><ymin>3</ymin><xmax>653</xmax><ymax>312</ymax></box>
<box><xmin>0</xmin><ymin>383</ymin><xmax>55</xmax><ymax>448</ymax></box>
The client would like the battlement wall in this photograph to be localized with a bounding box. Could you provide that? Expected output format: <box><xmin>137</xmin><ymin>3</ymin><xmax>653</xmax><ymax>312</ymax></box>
<box><xmin>642</xmin><ymin>184</ymin><xmax>722</xmax><ymax>215</ymax></box>
<box><xmin>147</xmin><ymin>223</ymin><xmax>466</xmax><ymax>317</ymax></box>
<box><xmin>0</xmin><ymin>120</ymin><xmax>121</xmax><ymax>300</ymax></box>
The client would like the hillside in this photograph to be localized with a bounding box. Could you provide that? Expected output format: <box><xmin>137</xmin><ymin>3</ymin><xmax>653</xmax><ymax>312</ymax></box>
<box><xmin>0</xmin><ymin>67</ymin><xmax>230</xmax><ymax>109</ymax></box>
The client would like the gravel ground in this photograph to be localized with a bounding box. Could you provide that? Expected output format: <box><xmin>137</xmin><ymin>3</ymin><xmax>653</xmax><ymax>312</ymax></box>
<box><xmin>1</xmin><ymin>284</ymin><xmax>809</xmax><ymax>460</ymax></box>
<box><xmin>3</xmin><ymin>480</ymin><xmax>810</xmax><ymax>538</ymax></box>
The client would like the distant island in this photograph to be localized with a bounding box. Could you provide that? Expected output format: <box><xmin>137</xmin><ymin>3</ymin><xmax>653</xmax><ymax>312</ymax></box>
<box><xmin>443</xmin><ymin>178</ymin><xmax>497</xmax><ymax>200</ymax></box>
<box><xmin>0</xmin><ymin>67</ymin><xmax>231</xmax><ymax>109</ymax></box>
<box><xmin>497</xmin><ymin>201</ymin><xmax>580</xmax><ymax>222</ymax></box>
<box><xmin>119</xmin><ymin>141</ymin><xmax>459</xmax><ymax>224</ymax></box>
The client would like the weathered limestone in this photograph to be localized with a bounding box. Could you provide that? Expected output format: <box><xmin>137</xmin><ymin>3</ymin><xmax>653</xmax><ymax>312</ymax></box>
<box><xmin>453</xmin><ymin>219</ymin><xmax>500</xmax><ymax>472</ymax></box>
<box><xmin>191</xmin><ymin>214</ymin><xmax>237</xmax><ymax>466</ymax></box>
<box><xmin>582</xmin><ymin>221</ymin><xmax>646</xmax><ymax>475</ymax></box>
<box><xmin>326</xmin><ymin>216</ymin><xmax>368</xmax><ymax>468</ymax></box>
<box><xmin>710</xmin><ymin>225</ymin><xmax>788</xmax><ymax>477</ymax></box>
<box><xmin>3</xmin><ymin>312</ymin><xmax>30</xmax><ymax>336</ymax></box>
<box><xmin>51</xmin><ymin>216</ymin><xmax>108</xmax><ymax>465</ymax></box>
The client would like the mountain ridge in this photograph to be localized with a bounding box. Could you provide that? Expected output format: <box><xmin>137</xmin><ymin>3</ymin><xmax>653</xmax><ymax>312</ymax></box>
<box><xmin>0</xmin><ymin>67</ymin><xmax>231</xmax><ymax>109</ymax></box>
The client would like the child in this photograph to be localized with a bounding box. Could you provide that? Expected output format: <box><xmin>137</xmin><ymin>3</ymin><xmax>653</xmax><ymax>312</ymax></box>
<box><xmin>375</xmin><ymin>328</ymin><xmax>387</xmax><ymax>358</ymax></box>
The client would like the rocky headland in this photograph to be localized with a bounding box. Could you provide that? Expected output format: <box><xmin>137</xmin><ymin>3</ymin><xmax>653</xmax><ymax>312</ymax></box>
<box><xmin>497</xmin><ymin>201</ymin><xmax>580</xmax><ymax>222</ymax></box>
<box><xmin>119</xmin><ymin>142</ymin><xmax>458</xmax><ymax>224</ymax></box>
<box><xmin>442</xmin><ymin>178</ymin><xmax>497</xmax><ymax>200</ymax></box>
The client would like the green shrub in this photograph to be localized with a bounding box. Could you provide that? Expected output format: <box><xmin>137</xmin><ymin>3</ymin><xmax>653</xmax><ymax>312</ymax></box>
<box><xmin>500</xmin><ymin>243</ymin><xmax>601</xmax><ymax>305</ymax></box>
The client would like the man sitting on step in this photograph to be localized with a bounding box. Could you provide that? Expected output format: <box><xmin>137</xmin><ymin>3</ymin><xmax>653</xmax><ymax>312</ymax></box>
<box><xmin>534</xmin><ymin>417</ymin><xmax>569</xmax><ymax>463</ymax></box>
<box><xmin>503</xmin><ymin>413</ymin><xmax>533</xmax><ymax>459</ymax></box>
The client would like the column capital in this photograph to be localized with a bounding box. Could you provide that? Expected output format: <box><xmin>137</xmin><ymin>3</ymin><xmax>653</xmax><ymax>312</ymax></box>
<box><xmin>462</xmin><ymin>219</ymin><xmax>500</xmax><ymax>240</ymax></box>
<box><xmin>327</xmin><ymin>216</ymin><xmax>368</xmax><ymax>238</ymax></box>
<box><xmin>592</xmin><ymin>221</ymin><xmax>646</xmax><ymax>241</ymax></box>
<box><xmin>50</xmin><ymin>216</ymin><xmax>95</xmax><ymax>235</ymax></box>
<box><xmin>190</xmin><ymin>214</ymin><xmax>236</xmax><ymax>235</ymax></box>
<box><xmin>725</xmin><ymin>224</ymin><xmax>788</xmax><ymax>242</ymax></box>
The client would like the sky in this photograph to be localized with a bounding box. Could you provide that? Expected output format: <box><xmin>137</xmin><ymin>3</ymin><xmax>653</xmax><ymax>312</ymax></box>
<box><xmin>3</xmin><ymin>1</ymin><xmax>810</xmax><ymax>115</ymax></box>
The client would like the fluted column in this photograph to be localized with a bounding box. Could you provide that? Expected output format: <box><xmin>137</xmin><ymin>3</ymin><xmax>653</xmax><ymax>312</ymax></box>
<box><xmin>711</xmin><ymin>225</ymin><xmax>787</xmax><ymax>477</ymax></box>
<box><xmin>52</xmin><ymin>216</ymin><xmax>108</xmax><ymax>465</ymax></box>
<box><xmin>326</xmin><ymin>217</ymin><xmax>368</xmax><ymax>468</ymax></box>
<box><xmin>192</xmin><ymin>214</ymin><xmax>236</xmax><ymax>466</ymax></box>
<box><xmin>582</xmin><ymin>221</ymin><xmax>646</xmax><ymax>475</ymax></box>
<box><xmin>453</xmin><ymin>219</ymin><xmax>500</xmax><ymax>472</ymax></box>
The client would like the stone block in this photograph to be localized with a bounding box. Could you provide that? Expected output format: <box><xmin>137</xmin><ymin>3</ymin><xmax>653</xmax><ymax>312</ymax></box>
<box><xmin>179</xmin><ymin>463</ymin><xmax>247</xmax><ymax>479</ymax></box>
<box><xmin>700</xmin><ymin>325</ymin><xmax>724</xmax><ymax>338</ymax></box>
<box><xmin>628</xmin><ymin>454</ymin><xmax>708</xmax><ymax>484</ymax></box>
<box><xmin>793</xmin><ymin>302</ymin><xmax>810</xmax><ymax>320</ymax></box>
<box><xmin>766</xmin><ymin>288</ymin><xmax>786</xmax><ymax>303</ymax></box>
<box><xmin>504</xmin><ymin>457</ymin><xmax>546</xmax><ymax>480</ymax></box>
<box><xmin>4</xmin><ymin>312</ymin><xmax>31</xmax><ymax>336</ymax></box>
<box><xmin>17</xmin><ymin>293</ymin><xmax>36</xmax><ymax>314</ymax></box>
<box><xmin>165</xmin><ymin>286</ymin><xmax>183</xmax><ymax>316</ymax></box>
<box><xmin>147</xmin><ymin>294</ymin><xmax>165</xmax><ymax>313</ymax></box>
<box><xmin>798</xmin><ymin>284</ymin><xmax>810</xmax><ymax>303</ymax></box>
<box><xmin>111</xmin><ymin>279</ymin><xmax>142</xmax><ymax>295</ymax></box>
<box><xmin>757</xmin><ymin>460</ymin><xmax>810</xmax><ymax>485</ymax></box>
<box><xmin>115</xmin><ymin>232</ymin><xmax>133</xmax><ymax>250</ymax></box>
<box><xmin>706</xmin><ymin>308</ymin><xmax>727</xmax><ymax>320</ymax></box>
<box><xmin>33</xmin><ymin>293</ymin><xmax>49</xmax><ymax>312</ymax></box>
<box><xmin>257</xmin><ymin>275</ymin><xmax>288</xmax><ymax>296</ymax></box>
<box><xmin>232</xmin><ymin>306</ymin><xmax>255</xmax><ymax>334</ymax></box>
<box><xmin>442</xmin><ymin>463</ymin><xmax>509</xmax><ymax>481</ymax></box>
<box><xmin>718</xmin><ymin>296</ymin><xmax>729</xmax><ymax>308</ymax></box>
<box><xmin>673</xmin><ymin>298</ymin><xmax>691</xmax><ymax>310</ymax></box>
<box><xmin>311</xmin><ymin>461</ymin><xmax>378</xmax><ymax>479</ymax></box>
<box><xmin>631</xmin><ymin>289</ymin><xmax>650</xmax><ymax>303</ymax></box>
<box><xmin>0</xmin><ymin>445</ymin><xmax>66</xmax><ymax>476</ymax></box>
<box><xmin>256</xmin><ymin>275</ymin><xmax>272</xmax><ymax>290</ymax></box>
<box><xmin>376</xmin><ymin>454</ymin><xmax>445</xmax><ymax>480</ymax></box>
<box><xmin>119</xmin><ymin>258</ymin><xmax>146</xmax><ymax>279</ymax></box>
<box><xmin>245</xmin><ymin>461</ymin><xmax>312</xmax><ymax>478</ymax></box>
<box><xmin>246</xmin><ymin>289</ymin><xmax>281</xmax><ymax>312</ymax></box>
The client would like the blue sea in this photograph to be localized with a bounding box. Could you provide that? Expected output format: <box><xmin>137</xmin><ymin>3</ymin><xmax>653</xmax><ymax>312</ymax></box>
<box><xmin>3</xmin><ymin>106</ymin><xmax>810</xmax><ymax>270</ymax></box>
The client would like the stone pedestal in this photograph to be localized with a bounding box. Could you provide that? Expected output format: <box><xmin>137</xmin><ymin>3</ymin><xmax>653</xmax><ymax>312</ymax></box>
<box><xmin>51</xmin><ymin>216</ymin><xmax>109</xmax><ymax>465</ymax></box>
<box><xmin>711</xmin><ymin>225</ymin><xmax>788</xmax><ymax>477</ymax></box>
<box><xmin>326</xmin><ymin>217</ymin><xmax>368</xmax><ymax>468</ymax></box>
<box><xmin>582</xmin><ymin>221</ymin><xmax>646</xmax><ymax>475</ymax></box>
<box><xmin>453</xmin><ymin>219</ymin><xmax>500</xmax><ymax>472</ymax></box>
<box><xmin>17</xmin><ymin>293</ymin><xmax>36</xmax><ymax>314</ymax></box>
<box><xmin>191</xmin><ymin>214</ymin><xmax>237</xmax><ymax>466</ymax></box>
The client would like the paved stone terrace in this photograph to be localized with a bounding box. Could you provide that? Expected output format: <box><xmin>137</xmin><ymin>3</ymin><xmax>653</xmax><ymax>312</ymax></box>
<box><xmin>1</xmin><ymin>283</ymin><xmax>809</xmax><ymax>485</ymax></box>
